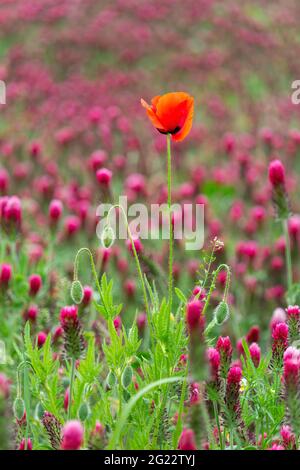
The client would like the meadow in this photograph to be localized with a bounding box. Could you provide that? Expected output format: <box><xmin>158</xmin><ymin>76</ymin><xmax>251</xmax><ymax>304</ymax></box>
<box><xmin>1</xmin><ymin>0</ymin><xmax>300</xmax><ymax>451</ymax></box>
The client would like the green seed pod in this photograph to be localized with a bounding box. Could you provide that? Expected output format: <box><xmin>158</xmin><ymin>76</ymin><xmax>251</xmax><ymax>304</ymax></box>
<box><xmin>101</xmin><ymin>225</ymin><xmax>115</xmax><ymax>249</ymax></box>
<box><xmin>62</xmin><ymin>377</ymin><xmax>70</xmax><ymax>389</ymax></box>
<box><xmin>214</xmin><ymin>301</ymin><xmax>230</xmax><ymax>326</ymax></box>
<box><xmin>78</xmin><ymin>402</ymin><xmax>90</xmax><ymax>421</ymax></box>
<box><xmin>13</xmin><ymin>397</ymin><xmax>25</xmax><ymax>421</ymax></box>
<box><xmin>35</xmin><ymin>402</ymin><xmax>45</xmax><ymax>420</ymax></box>
<box><xmin>121</xmin><ymin>365</ymin><xmax>133</xmax><ymax>389</ymax></box>
<box><xmin>106</xmin><ymin>370</ymin><xmax>116</xmax><ymax>389</ymax></box>
<box><xmin>70</xmin><ymin>280</ymin><xmax>84</xmax><ymax>305</ymax></box>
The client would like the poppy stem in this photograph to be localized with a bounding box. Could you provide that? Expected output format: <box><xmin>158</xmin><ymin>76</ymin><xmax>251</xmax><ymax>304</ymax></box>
<box><xmin>166</xmin><ymin>134</ymin><xmax>173</xmax><ymax>324</ymax></box>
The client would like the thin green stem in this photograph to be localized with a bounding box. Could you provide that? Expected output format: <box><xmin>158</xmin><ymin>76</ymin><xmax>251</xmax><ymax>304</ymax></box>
<box><xmin>23</xmin><ymin>355</ymin><xmax>30</xmax><ymax>449</ymax></box>
<box><xmin>166</xmin><ymin>134</ymin><xmax>173</xmax><ymax>328</ymax></box>
<box><xmin>68</xmin><ymin>358</ymin><xmax>76</xmax><ymax>420</ymax></box>
<box><xmin>213</xmin><ymin>400</ymin><xmax>223</xmax><ymax>450</ymax></box>
<box><xmin>74</xmin><ymin>247</ymin><xmax>110</xmax><ymax>318</ymax></box>
<box><xmin>283</xmin><ymin>219</ymin><xmax>293</xmax><ymax>292</ymax></box>
<box><xmin>202</xmin><ymin>263</ymin><xmax>231</xmax><ymax>317</ymax></box>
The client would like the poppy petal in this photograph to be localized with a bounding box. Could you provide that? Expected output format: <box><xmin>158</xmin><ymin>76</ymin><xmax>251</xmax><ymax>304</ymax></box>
<box><xmin>172</xmin><ymin>97</ymin><xmax>194</xmax><ymax>142</ymax></box>
<box><xmin>141</xmin><ymin>98</ymin><xmax>166</xmax><ymax>132</ymax></box>
<box><xmin>155</xmin><ymin>92</ymin><xmax>192</xmax><ymax>134</ymax></box>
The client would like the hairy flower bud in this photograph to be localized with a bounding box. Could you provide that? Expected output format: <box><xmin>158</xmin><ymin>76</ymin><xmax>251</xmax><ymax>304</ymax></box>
<box><xmin>272</xmin><ymin>322</ymin><xmax>288</xmax><ymax>365</ymax></box>
<box><xmin>60</xmin><ymin>306</ymin><xmax>85</xmax><ymax>360</ymax></box>
<box><xmin>249</xmin><ymin>342</ymin><xmax>261</xmax><ymax>368</ymax></box>
<box><xmin>42</xmin><ymin>412</ymin><xmax>62</xmax><ymax>450</ymax></box>
<box><xmin>61</xmin><ymin>420</ymin><xmax>84</xmax><ymax>450</ymax></box>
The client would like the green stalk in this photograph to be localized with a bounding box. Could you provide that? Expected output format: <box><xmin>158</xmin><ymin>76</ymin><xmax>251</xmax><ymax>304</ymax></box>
<box><xmin>166</xmin><ymin>134</ymin><xmax>173</xmax><ymax>328</ymax></box>
<box><xmin>23</xmin><ymin>356</ymin><xmax>31</xmax><ymax>449</ymax></box>
<box><xmin>68</xmin><ymin>358</ymin><xmax>76</xmax><ymax>420</ymax></box>
<box><xmin>213</xmin><ymin>401</ymin><xmax>223</xmax><ymax>450</ymax></box>
<box><xmin>202</xmin><ymin>263</ymin><xmax>231</xmax><ymax>318</ymax></box>
<box><xmin>283</xmin><ymin>219</ymin><xmax>293</xmax><ymax>292</ymax></box>
<box><xmin>106</xmin><ymin>205</ymin><xmax>150</xmax><ymax>318</ymax></box>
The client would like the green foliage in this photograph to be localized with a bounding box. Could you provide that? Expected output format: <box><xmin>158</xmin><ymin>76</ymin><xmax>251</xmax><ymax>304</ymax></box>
<box><xmin>94</xmin><ymin>273</ymin><xmax>123</xmax><ymax>321</ymax></box>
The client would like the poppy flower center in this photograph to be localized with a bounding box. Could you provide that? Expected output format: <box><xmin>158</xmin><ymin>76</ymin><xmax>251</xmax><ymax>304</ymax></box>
<box><xmin>157</xmin><ymin>126</ymin><xmax>181</xmax><ymax>135</ymax></box>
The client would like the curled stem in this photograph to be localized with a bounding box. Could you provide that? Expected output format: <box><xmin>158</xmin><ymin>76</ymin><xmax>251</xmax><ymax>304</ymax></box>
<box><xmin>202</xmin><ymin>263</ymin><xmax>231</xmax><ymax>318</ymax></box>
<box><xmin>73</xmin><ymin>247</ymin><xmax>109</xmax><ymax>318</ymax></box>
<box><xmin>105</xmin><ymin>204</ymin><xmax>150</xmax><ymax>318</ymax></box>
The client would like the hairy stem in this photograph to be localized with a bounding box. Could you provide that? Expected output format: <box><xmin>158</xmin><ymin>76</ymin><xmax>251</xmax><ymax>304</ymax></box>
<box><xmin>166</xmin><ymin>134</ymin><xmax>173</xmax><ymax>331</ymax></box>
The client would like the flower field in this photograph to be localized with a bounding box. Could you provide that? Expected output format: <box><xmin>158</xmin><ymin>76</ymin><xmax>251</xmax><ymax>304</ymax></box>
<box><xmin>1</xmin><ymin>0</ymin><xmax>300</xmax><ymax>451</ymax></box>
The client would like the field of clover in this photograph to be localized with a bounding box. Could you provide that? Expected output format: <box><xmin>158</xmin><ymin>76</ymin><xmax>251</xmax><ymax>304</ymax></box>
<box><xmin>1</xmin><ymin>0</ymin><xmax>300</xmax><ymax>451</ymax></box>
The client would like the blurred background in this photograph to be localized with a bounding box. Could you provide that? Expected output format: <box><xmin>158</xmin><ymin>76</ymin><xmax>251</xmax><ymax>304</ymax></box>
<box><xmin>1</xmin><ymin>0</ymin><xmax>300</xmax><ymax>344</ymax></box>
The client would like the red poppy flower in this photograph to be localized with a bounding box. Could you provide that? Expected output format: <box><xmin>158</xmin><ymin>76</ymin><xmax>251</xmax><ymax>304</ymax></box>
<box><xmin>141</xmin><ymin>92</ymin><xmax>194</xmax><ymax>142</ymax></box>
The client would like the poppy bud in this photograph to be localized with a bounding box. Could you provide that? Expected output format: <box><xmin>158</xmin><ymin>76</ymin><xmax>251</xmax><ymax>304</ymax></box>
<box><xmin>106</xmin><ymin>370</ymin><xmax>117</xmax><ymax>389</ymax></box>
<box><xmin>78</xmin><ymin>402</ymin><xmax>90</xmax><ymax>421</ymax></box>
<box><xmin>13</xmin><ymin>397</ymin><xmax>25</xmax><ymax>421</ymax></box>
<box><xmin>121</xmin><ymin>365</ymin><xmax>133</xmax><ymax>389</ymax></box>
<box><xmin>100</xmin><ymin>225</ymin><xmax>115</xmax><ymax>248</ymax></box>
<box><xmin>70</xmin><ymin>280</ymin><xmax>84</xmax><ymax>305</ymax></box>
<box><xmin>213</xmin><ymin>301</ymin><xmax>229</xmax><ymax>326</ymax></box>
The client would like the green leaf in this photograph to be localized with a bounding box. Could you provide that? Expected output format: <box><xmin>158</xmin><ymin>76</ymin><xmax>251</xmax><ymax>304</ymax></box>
<box><xmin>121</xmin><ymin>365</ymin><xmax>133</xmax><ymax>389</ymax></box>
<box><xmin>174</xmin><ymin>287</ymin><xmax>187</xmax><ymax>304</ymax></box>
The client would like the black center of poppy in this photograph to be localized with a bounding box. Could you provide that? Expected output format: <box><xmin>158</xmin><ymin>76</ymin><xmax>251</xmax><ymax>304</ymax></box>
<box><xmin>157</xmin><ymin>126</ymin><xmax>181</xmax><ymax>135</ymax></box>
